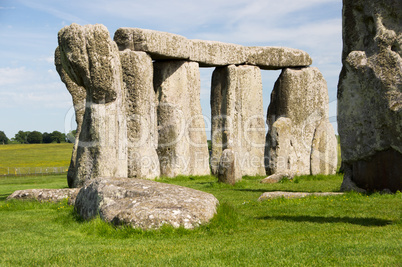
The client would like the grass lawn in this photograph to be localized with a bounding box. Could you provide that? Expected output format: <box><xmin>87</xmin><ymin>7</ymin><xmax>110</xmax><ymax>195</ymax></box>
<box><xmin>0</xmin><ymin>143</ymin><xmax>73</xmax><ymax>175</ymax></box>
<box><xmin>1</xmin><ymin>174</ymin><xmax>401</xmax><ymax>266</ymax></box>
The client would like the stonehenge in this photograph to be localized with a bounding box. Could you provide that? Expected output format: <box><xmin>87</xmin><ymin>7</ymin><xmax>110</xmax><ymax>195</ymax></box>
<box><xmin>338</xmin><ymin>0</ymin><xmax>402</xmax><ymax>192</ymax></box>
<box><xmin>56</xmin><ymin>23</ymin><xmax>337</xmax><ymax>187</ymax></box>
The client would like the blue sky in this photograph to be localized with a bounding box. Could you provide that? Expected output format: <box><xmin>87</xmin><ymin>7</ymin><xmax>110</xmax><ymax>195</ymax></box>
<box><xmin>0</xmin><ymin>0</ymin><xmax>342</xmax><ymax>139</ymax></box>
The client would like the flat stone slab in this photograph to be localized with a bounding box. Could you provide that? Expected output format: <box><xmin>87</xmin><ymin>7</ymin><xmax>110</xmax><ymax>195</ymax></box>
<box><xmin>114</xmin><ymin>28</ymin><xmax>312</xmax><ymax>69</ymax></box>
<box><xmin>7</xmin><ymin>188</ymin><xmax>80</xmax><ymax>203</ymax></box>
<box><xmin>260</xmin><ymin>172</ymin><xmax>295</xmax><ymax>184</ymax></box>
<box><xmin>258</xmin><ymin>191</ymin><xmax>344</xmax><ymax>201</ymax></box>
<box><xmin>75</xmin><ymin>177</ymin><xmax>219</xmax><ymax>229</ymax></box>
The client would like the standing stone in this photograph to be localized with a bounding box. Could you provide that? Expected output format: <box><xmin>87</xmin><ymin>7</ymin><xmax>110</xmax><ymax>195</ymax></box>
<box><xmin>154</xmin><ymin>61</ymin><xmax>210</xmax><ymax>177</ymax></box>
<box><xmin>217</xmin><ymin>149</ymin><xmax>242</xmax><ymax>185</ymax></box>
<box><xmin>265</xmin><ymin>67</ymin><xmax>337</xmax><ymax>176</ymax></box>
<box><xmin>311</xmin><ymin>120</ymin><xmax>338</xmax><ymax>175</ymax></box>
<box><xmin>57</xmin><ymin>23</ymin><xmax>127</xmax><ymax>187</ymax></box>
<box><xmin>55</xmin><ymin>46</ymin><xmax>86</xmax><ymax>188</ymax></box>
<box><xmin>338</xmin><ymin>0</ymin><xmax>402</xmax><ymax>192</ymax></box>
<box><xmin>211</xmin><ymin>65</ymin><xmax>266</xmax><ymax>177</ymax></box>
<box><xmin>120</xmin><ymin>50</ymin><xmax>160</xmax><ymax>179</ymax></box>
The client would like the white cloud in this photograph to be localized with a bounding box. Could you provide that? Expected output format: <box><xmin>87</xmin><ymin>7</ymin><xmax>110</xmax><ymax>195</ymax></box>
<box><xmin>0</xmin><ymin>67</ymin><xmax>33</xmax><ymax>86</ymax></box>
<box><xmin>0</xmin><ymin>66</ymin><xmax>71</xmax><ymax>109</ymax></box>
<box><xmin>17</xmin><ymin>0</ymin><xmax>89</xmax><ymax>25</ymax></box>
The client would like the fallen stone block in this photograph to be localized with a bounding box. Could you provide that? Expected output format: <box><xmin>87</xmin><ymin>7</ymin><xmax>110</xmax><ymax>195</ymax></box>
<box><xmin>260</xmin><ymin>172</ymin><xmax>295</xmax><ymax>184</ymax></box>
<box><xmin>258</xmin><ymin>191</ymin><xmax>344</xmax><ymax>201</ymax></box>
<box><xmin>7</xmin><ymin>188</ymin><xmax>80</xmax><ymax>204</ymax></box>
<box><xmin>74</xmin><ymin>177</ymin><xmax>219</xmax><ymax>229</ymax></box>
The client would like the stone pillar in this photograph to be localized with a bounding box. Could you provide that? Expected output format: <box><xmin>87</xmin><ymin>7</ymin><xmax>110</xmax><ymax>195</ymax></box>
<box><xmin>57</xmin><ymin>24</ymin><xmax>127</xmax><ymax>187</ymax></box>
<box><xmin>55</xmin><ymin>46</ymin><xmax>86</xmax><ymax>188</ymax></box>
<box><xmin>338</xmin><ymin>0</ymin><xmax>402</xmax><ymax>192</ymax></box>
<box><xmin>154</xmin><ymin>60</ymin><xmax>210</xmax><ymax>177</ymax></box>
<box><xmin>120</xmin><ymin>50</ymin><xmax>160</xmax><ymax>179</ymax></box>
<box><xmin>265</xmin><ymin>67</ymin><xmax>337</xmax><ymax>176</ymax></box>
<box><xmin>211</xmin><ymin>65</ymin><xmax>266</xmax><ymax>177</ymax></box>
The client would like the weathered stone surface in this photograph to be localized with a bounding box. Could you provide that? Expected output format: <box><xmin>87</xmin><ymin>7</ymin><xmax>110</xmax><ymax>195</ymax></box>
<box><xmin>211</xmin><ymin>65</ymin><xmax>266</xmax><ymax>177</ymax></box>
<box><xmin>258</xmin><ymin>191</ymin><xmax>343</xmax><ymax>201</ymax></box>
<box><xmin>114</xmin><ymin>28</ymin><xmax>191</xmax><ymax>60</ymax></box>
<box><xmin>74</xmin><ymin>177</ymin><xmax>219</xmax><ymax>229</ymax></box>
<box><xmin>190</xmin><ymin>40</ymin><xmax>247</xmax><ymax>67</ymax></box>
<box><xmin>120</xmin><ymin>50</ymin><xmax>160</xmax><ymax>179</ymax></box>
<box><xmin>246</xmin><ymin>46</ymin><xmax>313</xmax><ymax>70</ymax></box>
<box><xmin>311</xmin><ymin>120</ymin><xmax>338</xmax><ymax>175</ymax></box>
<box><xmin>217</xmin><ymin>149</ymin><xmax>242</xmax><ymax>185</ymax></box>
<box><xmin>154</xmin><ymin>61</ymin><xmax>210</xmax><ymax>177</ymax></box>
<box><xmin>338</xmin><ymin>0</ymin><xmax>402</xmax><ymax>192</ymax></box>
<box><xmin>57</xmin><ymin>24</ymin><xmax>127</xmax><ymax>187</ymax></box>
<box><xmin>264</xmin><ymin>117</ymin><xmax>295</xmax><ymax>174</ymax></box>
<box><xmin>260</xmin><ymin>171</ymin><xmax>294</xmax><ymax>184</ymax></box>
<box><xmin>114</xmin><ymin>28</ymin><xmax>312</xmax><ymax>69</ymax></box>
<box><xmin>55</xmin><ymin>46</ymin><xmax>86</xmax><ymax>188</ymax></box>
<box><xmin>265</xmin><ymin>67</ymin><xmax>337</xmax><ymax>176</ymax></box>
<box><xmin>7</xmin><ymin>188</ymin><xmax>80</xmax><ymax>203</ymax></box>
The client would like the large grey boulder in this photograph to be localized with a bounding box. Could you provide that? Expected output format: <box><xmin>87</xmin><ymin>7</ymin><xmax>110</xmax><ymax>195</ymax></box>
<box><xmin>55</xmin><ymin>47</ymin><xmax>86</xmax><ymax>188</ymax></box>
<box><xmin>114</xmin><ymin>28</ymin><xmax>312</xmax><ymax>69</ymax></box>
<box><xmin>154</xmin><ymin>61</ymin><xmax>210</xmax><ymax>177</ymax></box>
<box><xmin>211</xmin><ymin>65</ymin><xmax>266</xmax><ymax>177</ymax></box>
<box><xmin>338</xmin><ymin>0</ymin><xmax>402</xmax><ymax>192</ymax></box>
<box><xmin>74</xmin><ymin>177</ymin><xmax>219</xmax><ymax>229</ymax></box>
<box><xmin>57</xmin><ymin>24</ymin><xmax>127</xmax><ymax>187</ymax></box>
<box><xmin>265</xmin><ymin>67</ymin><xmax>337</xmax><ymax>176</ymax></box>
<box><xmin>120</xmin><ymin>50</ymin><xmax>160</xmax><ymax>179</ymax></box>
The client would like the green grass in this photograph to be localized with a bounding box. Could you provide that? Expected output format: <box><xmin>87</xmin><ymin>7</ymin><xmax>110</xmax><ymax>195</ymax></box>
<box><xmin>1</xmin><ymin>174</ymin><xmax>401</xmax><ymax>266</ymax></box>
<box><xmin>0</xmin><ymin>143</ymin><xmax>73</xmax><ymax>175</ymax></box>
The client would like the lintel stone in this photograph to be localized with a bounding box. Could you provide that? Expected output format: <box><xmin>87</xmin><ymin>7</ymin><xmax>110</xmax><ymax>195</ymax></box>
<box><xmin>114</xmin><ymin>28</ymin><xmax>312</xmax><ymax>69</ymax></box>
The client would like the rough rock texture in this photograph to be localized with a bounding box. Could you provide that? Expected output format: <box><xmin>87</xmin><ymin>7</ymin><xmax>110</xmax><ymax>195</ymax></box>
<box><xmin>190</xmin><ymin>40</ymin><xmax>247</xmax><ymax>67</ymax></box>
<box><xmin>338</xmin><ymin>0</ymin><xmax>402</xmax><ymax>192</ymax></box>
<box><xmin>74</xmin><ymin>177</ymin><xmax>219</xmax><ymax>229</ymax></box>
<box><xmin>7</xmin><ymin>188</ymin><xmax>80</xmax><ymax>203</ymax></box>
<box><xmin>55</xmin><ymin>47</ymin><xmax>86</xmax><ymax>187</ymax></box>
<box><xmin>260</xmin><ymin>172</ymin><xmax>295</xmax><ymax>184</ymax></box>
<box><xmin>246</xmin><ymin>46</ymin><xmax>313</xmax><ymax>70</ymax></box>
<box><xmin>217</xmin><ymin>149</ymin><xmax>242</xmax><ymax>185</ymax></box>
<box><xmin>154</xmin><ymin>61</ymin><xmax>210</xmax><ymax>177</ymax></box>
<box><xmin>120</xmin><ymin>50</ymin><xmax>160</xmax><ymax>179</ymax></box>
<box><xmin>258</xmin><ymin>191</ymin><xmax>343</xmax><ymax>201</ymax></box>
<box><xmin>114</xmin><ymin>28</ymin><xmax>312</xmax><ymax>69</ymax></box>
<box><xmin>57</xmin><ymin>23</ymin><xmax>127</xmax><ymax>187</ymax></box>
<box><xmin>114</xmin><ymin>28</ymin><xmax>191</xmax><ymax>60</ymax></box>
<box><xmin>211</xmin><ymin>65</ymin><xmax>266</xmax><ymax>177</ymax></box>
<box><xmin>265</xmin><ymin>67</ymin><xmax>337</xmax><ymax>176</ymax></box>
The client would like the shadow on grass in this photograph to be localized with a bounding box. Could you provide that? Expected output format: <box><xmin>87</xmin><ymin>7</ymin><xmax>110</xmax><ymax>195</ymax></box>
<box><xmin>0</xmin><ymin>194</ymin><xmax>10</xmax><ymax>201</ymax></box>
<box><xmin>257</xmin><ymin>215</ymin><xmax>392</xmax><ymax>227</ymax></box>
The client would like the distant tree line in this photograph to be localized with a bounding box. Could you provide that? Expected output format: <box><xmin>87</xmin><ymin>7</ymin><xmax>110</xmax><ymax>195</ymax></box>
<box><xmin>0</xmin><ymin>130</ymin><xmax>75</xmax><ymax>144</ymax></box>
